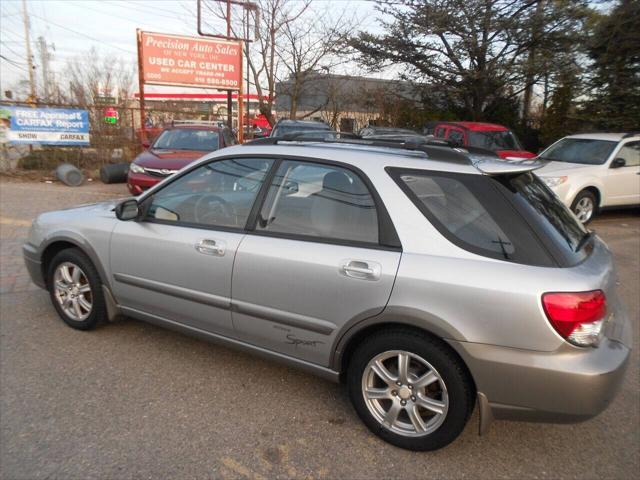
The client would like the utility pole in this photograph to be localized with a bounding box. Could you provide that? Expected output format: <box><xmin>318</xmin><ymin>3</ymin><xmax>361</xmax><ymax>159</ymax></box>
<box><xmin>21</xmin><ymin>0</ymin><xmax>36</xmax><ymax>103</ymax></box>
<box><xmin>37</xmin><ymin>36</ymin><xmax>52</xmax><ymax>101</ymax></box>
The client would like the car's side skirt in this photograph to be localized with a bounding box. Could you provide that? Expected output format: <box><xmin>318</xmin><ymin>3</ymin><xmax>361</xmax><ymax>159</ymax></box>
<box><xmin>120</xmin><ymin>305</ymin><xmax>341</xmax><ymax>383</ymax></box>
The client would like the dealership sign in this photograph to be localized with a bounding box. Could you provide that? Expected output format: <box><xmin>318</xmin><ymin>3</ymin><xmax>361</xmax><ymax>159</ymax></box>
<box><xmin>0</xmin><ymin>106</ymin><xmax>90</xmax><ymax>145</ymax></box>
<box><xmin>139</xmin><ymin>31</ymin><xmax>242</xmax><ymax>90</ymax></box>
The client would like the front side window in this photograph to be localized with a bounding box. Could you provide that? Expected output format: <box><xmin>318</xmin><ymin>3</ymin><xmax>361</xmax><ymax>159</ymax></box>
<box><xmin>256</xmin><ymin>161</ymin><xmax>379</xmax><ymax>244</ymax></box>
<box><xmin>146</xmin><ymin>158</ymin><xmax>273</xmax><ymax>228</ymax></box>
<box><xmin>616</xmin><ymin>141</ymin><xmax>640</xmax><ymax>167</ymax></box>
<box><xmin>153</xmin><ymin>129</ymin><xmax>220</xmax><ymax>151</ymax></box>
<box><xmin>538</xmin><ymin>138</ymin><xmax>617</xmax><ymax>165</ymax></box>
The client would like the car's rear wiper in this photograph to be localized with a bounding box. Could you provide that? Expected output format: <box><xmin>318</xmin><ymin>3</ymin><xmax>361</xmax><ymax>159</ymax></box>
<box><xmin>575</xmin><ymin>230</ymin><xmax>594</xmax><ymax>252</ymax></box>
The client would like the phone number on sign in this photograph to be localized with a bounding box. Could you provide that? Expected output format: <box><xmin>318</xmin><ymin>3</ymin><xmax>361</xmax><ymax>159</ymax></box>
<box><xmin>195</xmin><ymin>77</ymin><xmax>239</xmax><ymax>87</ymax></box>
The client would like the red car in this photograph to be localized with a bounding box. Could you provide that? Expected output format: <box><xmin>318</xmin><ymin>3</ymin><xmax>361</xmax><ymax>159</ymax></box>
<box><xmin>425</xmin><ymin>121</ymin><xmax>536</xmax><ymax>159</ymax></box>
<box><xmin>127</xmin><ymin>123</ymin><xmax>237</xmax><ymax>195</ymax></box>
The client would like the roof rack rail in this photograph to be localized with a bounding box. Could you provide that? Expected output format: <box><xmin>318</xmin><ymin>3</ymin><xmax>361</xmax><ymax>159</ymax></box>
<box><xmin>243</xmin><ymin>133</ymin><xmax>499</xmax><ymax>164</ymax></box>
<box><xmin>622</xmin><ymin>132</ymin><xmax>640</xmax><ymax>138</ymax></box>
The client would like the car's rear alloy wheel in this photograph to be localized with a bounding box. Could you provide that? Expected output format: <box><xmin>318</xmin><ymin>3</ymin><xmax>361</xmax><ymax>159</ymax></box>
<box><xmin>53</xmin><ymin>262</ymin><xmax>93</xmax><ymax>321</ymax></box>
<box><xmin>48</xmin><ymin>248</ymin><xmax>106</xmax><ymax>330</ymax></box>
<box><xmin>362</xmin><ymin>350</ymin><xmax>448</xmax><ymax>437</ymax></box>
<box><xmin>347</xmin><ymin>329</ymin><xmax>474</xmax><ymax>451</ymax></box>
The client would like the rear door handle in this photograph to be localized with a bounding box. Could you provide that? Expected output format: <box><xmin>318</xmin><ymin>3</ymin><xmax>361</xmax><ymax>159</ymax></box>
<box><xmin>341</xmin><ymin>260</ymin><xmax>381</xmax><ymax>281</ymax></box>
<box><xmin>195</xmin><ymin>239</ymin><xmax>226</xmax><ymax>256</ymax></box>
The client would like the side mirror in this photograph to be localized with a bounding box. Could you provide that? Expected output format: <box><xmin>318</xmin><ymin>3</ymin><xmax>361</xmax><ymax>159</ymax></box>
<box><xmin>611</xmin><ymin>157</ymin><xmax>626</xmax><ymax>168</ymax></box>
<box><xmin>115</xmin><ymin>198</ymin><xmax>140</xmax><ymax>221</ymax></box>
<box><xmin>142</xmin><ymin>140</ymin><xmax>151</xmax><ymax>149</ymax></box>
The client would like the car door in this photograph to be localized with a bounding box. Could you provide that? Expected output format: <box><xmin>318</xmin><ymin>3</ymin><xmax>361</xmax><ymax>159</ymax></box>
<box><xmin>231</xmin><ymin>159</ymin><xmax>402</xmax><ymax>366</ymax></box>
<box><xmin>604</xmin><ymin>141</ymin><xmax>640</xmax><ymax>206</ymax></box>
<box><xmin>110</xmin><ymin>157</ymin><xmax>274</xmax><ymax>336</ymax></box>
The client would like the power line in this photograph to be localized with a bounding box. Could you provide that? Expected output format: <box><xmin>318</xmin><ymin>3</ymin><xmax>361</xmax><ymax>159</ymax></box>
<box><xmin>0</xmin><ymin>54</ymin><xmax>29</xmax><ymax>72</ymax></box>
<box><xmin>29</xmin><ymin>13</ymin><xmax>136</xmax><ymax>54</ymax></box>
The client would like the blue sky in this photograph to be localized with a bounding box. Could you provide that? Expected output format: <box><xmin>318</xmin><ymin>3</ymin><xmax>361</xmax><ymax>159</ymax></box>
<box><xmin>0</xmin><ymin>0</ymin><xmax>381</xmax><ymax>98</ymax></box>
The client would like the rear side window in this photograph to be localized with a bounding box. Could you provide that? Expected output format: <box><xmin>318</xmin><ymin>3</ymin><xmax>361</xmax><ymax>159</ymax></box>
<box><xmin>390</xmin><ymin>168</ymin><xmax>590</xmax><ymax>267</ymax></box>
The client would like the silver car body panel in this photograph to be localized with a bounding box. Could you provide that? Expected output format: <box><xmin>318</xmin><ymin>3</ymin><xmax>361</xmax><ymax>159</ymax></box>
<box><xmin>23</xmin><ymin>141</ymin><xmax>632</xmax><ymax>428</ymax></box>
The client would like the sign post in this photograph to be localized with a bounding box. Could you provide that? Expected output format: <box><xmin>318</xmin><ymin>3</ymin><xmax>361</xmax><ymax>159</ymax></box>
<box><xmin>136</xmin><ymin>29</ymin><xmax>147</xmax><ymax>143</ymax></box>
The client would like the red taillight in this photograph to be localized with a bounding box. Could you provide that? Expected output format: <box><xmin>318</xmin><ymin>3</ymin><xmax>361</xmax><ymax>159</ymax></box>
<box><xmin>542</xmin><ymin>290</ymin><xmax>606</xmax><ymax>346</ymax></box>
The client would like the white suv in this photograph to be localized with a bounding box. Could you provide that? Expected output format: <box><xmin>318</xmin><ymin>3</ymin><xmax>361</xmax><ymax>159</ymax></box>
<box><xmin>536</xmin><ymin>133</ymin><xmax>640</xmax><ymax>222</ymax></box>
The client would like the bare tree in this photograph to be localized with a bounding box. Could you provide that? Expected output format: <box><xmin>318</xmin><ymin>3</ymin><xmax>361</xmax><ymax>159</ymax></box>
<box><xmin>202</xmin><ymin>0</ymin><xmax>311</xmax><ymax>126</ymax></box>
<box><xmin>276</xmin><ymin>8</ymin><xmax>356</xmax><ymax>119</ymax></box>
<box><xmin>64</xmin><ymin>48</ymin><xmax>134</xmax><ymax>106</ymax></box>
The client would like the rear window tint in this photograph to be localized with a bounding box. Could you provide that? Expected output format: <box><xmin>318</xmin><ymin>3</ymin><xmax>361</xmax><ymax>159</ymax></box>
<box><xmin>390</xmin><ymin>169</ymin><xmax>559</xmax><ymax>266</ymax></box>
<box><xmin>399</xmin><ymin>174</ymin><xmax>515</xmax><ymax>257</ymax></box>
<box><xmin>495</xmin><ymin>172</ymin><xmax>589</xmax><ymax>265</ymax></box>
<box><xmin>390</xmin><ymin>168</ymin><xmax>590</xmax><ymax>267</ymax></box>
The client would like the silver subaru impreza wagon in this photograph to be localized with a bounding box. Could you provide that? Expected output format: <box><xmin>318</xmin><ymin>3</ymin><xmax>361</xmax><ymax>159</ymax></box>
<box><xmin>23</xmin><ymin>138</ymin><xmax>631</xmax><ymax>451</ymax></box>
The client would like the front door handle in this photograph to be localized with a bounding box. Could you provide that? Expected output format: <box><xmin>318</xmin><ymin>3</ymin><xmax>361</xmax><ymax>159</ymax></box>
<box><xmin>340</xmin><ymin>260</ymin><xmax>381</xmax><ymax>281</ymax></box>
<box><xmin>195</xmin><ymin>239</ymin><xmax>226</xmax><ymax>256</ymax></box>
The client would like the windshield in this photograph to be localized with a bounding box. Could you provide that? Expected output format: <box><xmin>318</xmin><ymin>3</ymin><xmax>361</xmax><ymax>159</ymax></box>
<box><xmin>538</xmin><ymin>138</ymin><xmax>617</xmax><ymax>165</ymax></box>
<box><xmin>153</xmin><ymin>129</ymin><xmax>219</xmax><ymax>151</ymax></box>
<box><xmin>272</xmin><ymin>124</ymin><xmax>330</xmax><ymax>137</ymax></box>
<box><xmin>468</xmin><ymin>130</ymin><xmax>522</xmax><ymax>151</ymax></box>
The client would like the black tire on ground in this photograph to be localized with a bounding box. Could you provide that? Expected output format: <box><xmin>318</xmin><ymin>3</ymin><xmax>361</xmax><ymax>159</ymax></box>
<box><xmin>347</xmin><ymin>328</ymin><xmax>474</xmax><ymax>451</ymax></box>
<box><xmin>570</xmin><ymin>189</ymin><xmax>598</xmax><ymax>224</ymax></box>
<box><xmin>47</xmin><ymin>248</ymin><xmax>107</xmax><ymax>330</ymax></box>
<box><xmin>100</xmin><ymin>162</ymin><xmax>130</xmax><ymax>184</ymax></box>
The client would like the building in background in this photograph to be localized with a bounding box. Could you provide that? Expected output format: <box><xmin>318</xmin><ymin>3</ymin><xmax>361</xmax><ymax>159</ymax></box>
<box><xmin>275</xmin><ymin>73</ymin><xmax>424</xmax><ymax>132</ymax></box>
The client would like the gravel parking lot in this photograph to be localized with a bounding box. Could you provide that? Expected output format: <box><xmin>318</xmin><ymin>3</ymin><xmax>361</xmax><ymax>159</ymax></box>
<box><xmin>1</xmin><ymin>179</ymin><xmax>638</xmax><ymax>480</ymax></box>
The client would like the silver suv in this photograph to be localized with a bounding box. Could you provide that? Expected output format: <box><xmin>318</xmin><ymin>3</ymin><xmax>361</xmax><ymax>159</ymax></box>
<box><xmin>23</xmin><ymin>139</ymin><xmax>631</xmax><ymax>451</ymax></box>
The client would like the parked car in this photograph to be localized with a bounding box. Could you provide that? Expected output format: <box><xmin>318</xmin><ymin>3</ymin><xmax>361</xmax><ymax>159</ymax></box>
<box><xmin>536</xmin><ymin>133</ymin><xmax>640</xmax><ymax>223</ymax></box>
<box><xmin>359</xmin><ymin>126</ymin><xmax>417</xmax><ymax>137</ymax></box>
<box><xmin>127</xmin><ymin>122</ymin><xmax>237</xmax><ymax>195</ymax></box>
<box><xmin>425</xmin><ymin>121</ymin><xmax>536</xmax><ymax>159</ymax></box>
<box><xmin>23</xmin><ymin>138</ymin><xmax>630</xmax><ymax>451</ymax></box>
<box><xmin>270</xmin><ymin>119</ymin><xmax>331</xmax><ymax>137</ymax></box>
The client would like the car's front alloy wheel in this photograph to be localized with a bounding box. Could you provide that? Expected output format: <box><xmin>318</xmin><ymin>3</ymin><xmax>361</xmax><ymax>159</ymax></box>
<box><xmin>53</xmin><ymin>262</ymin><xmax>93</xmax><ymax>321</ymax></box>
<box><xmin>48</xmin><ymin>248</ymin><xmax>106</xmax><ymax>330</ymax></box>
<box><xmin>571</xmin><ymin>190</ymin><xmax>597</xmax><ymax>223</ymax></box>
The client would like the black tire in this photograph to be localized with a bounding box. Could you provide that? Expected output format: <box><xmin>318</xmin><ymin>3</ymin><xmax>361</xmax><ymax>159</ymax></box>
<box><xmin>347</xmin><ymin>328</ymin><xmax>474</xmax><ymax>451</ymax></box>
<box><xmin>570</xmin><ymin>190</ymin><xmax>598</xmax><ymax>224</ymax></box>
<box><xmin>100</xmin><ymin>162</ymin><xmax>129</xmax><ymax>184</ymax></box>
<box><xmin>47</xmin><ymin>248</ymin><xmax>106</xmax><ymax>330</ymax></box>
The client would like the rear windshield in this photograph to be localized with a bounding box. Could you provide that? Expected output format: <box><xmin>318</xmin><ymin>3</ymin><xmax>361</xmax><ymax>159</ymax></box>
<box><xmin>538</xmin><ymin>138</ymin><xmax>617</xmax><ymax>165</ymax></box>
<box><xmin>390</xmin><ymin>169</ymin><xmax>590</xmax><ymax>267</ymax></box>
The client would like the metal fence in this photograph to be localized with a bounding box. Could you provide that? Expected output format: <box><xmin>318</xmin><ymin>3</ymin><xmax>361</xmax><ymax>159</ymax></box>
<box><xmin>0</xmin><ymin>100</ymin><xmax>230</xmax><ymax>172</ymax></box>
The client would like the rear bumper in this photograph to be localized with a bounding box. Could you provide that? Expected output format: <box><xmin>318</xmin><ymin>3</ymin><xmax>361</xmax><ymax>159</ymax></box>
<box><xmin>22</xmin><ymin>243</ymin><xmax>46</xmax><ymax>289</ymax></box>
<box><xmin>126</xmin><ymin>172</ymin><xmax>162</xmax><ymax>195</ymax></box>
<box><xmin>448</xmin><ymin>331</ymin><xmax>631</xmax><ymax>424</ymax></box>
